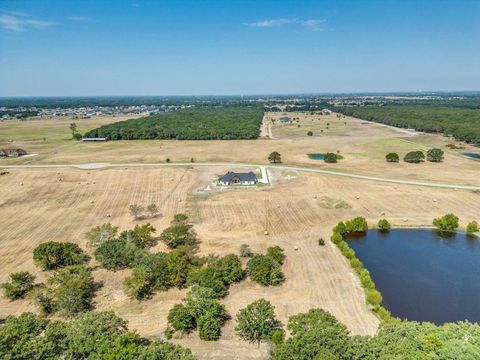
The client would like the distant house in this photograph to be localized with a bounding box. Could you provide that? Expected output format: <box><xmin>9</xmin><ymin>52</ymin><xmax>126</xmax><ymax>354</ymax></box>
<box><xmin>82</xmin><ymin>138</ymin><xmax>107</xmax><ymax>142</ymax></box>
<box><xmin>322</xmin><ymin>109</ymin><xmax>332</xmax><ymax>115</ymax></box>
<box><xmin>279</xmin><ymin>116</ymin><xmax>292</xmax><ymax>123</ymax></box>
<box><xmin>218</xmin><ymin>171</ymin><xmax>257</xmax><ymax>186</ymax></box>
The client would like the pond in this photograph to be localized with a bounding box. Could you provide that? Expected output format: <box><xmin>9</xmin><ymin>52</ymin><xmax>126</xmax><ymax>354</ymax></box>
<box><xmin>463</xmin><ymin>152</ymin><xmax>480</xmax><ymax>160</ymax></box>
<box><xmin>347</xmin><ymin>229</ymin><xmax>480</xmax><ymax>324</ymax></box>
<box><xmin>307</xmin><ymin>153</ymin><xmax>324</xmax><ymax>160</ymax></box>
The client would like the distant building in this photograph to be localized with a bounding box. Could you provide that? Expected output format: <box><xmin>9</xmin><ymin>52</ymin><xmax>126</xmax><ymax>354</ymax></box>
<box><xmin>81</xmin><ymin>138</ymin><xmax>107</xmax><ymax>142</ymax></box>
<box><xmin>218</xmin><ymin>171</ymin><xmax>257</xmax><ymax>186</ymax></box>
<box><xmin>279</xmin><ymin>116</ymin><xmax>292</xmax><ymax>123</ymax></box>
<box><xmin>322</xmin><ymin>109</ymin><xmax>332</xmax><ymax>115</ymax></box>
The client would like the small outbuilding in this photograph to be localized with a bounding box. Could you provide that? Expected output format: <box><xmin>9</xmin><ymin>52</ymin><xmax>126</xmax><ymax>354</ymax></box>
<box><xmin>218</xmin><ymin>171</ymin><xmax>257</xmax><ymax>186</ymax></box>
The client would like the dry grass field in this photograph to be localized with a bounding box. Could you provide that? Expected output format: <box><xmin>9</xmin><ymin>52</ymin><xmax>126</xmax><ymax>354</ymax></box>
<box><xmin>1</xmin><ymin>111</ymin><xmax>479</xmax><ymax>359</ymax></box>
<box><xmin>2</xmin><ymin>112</ymin><xmax>479</xmax><ymax>186</ymax></box>
<box><xmin>1</xmin><ymin>164</ymin><xmax>479</xmax><ymax>359</ymax></box>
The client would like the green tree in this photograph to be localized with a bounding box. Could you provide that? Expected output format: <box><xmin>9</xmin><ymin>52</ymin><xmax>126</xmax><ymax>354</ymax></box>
<box><xmin>235</xmin><ymin>299</ymin><xmax>282</xmax><ymax>346</ymax></box>
<box><xmin>266</xmin><ymin>246</ymin><xmax>285</xmax><ymax>265</ymax></box>
<box><xmin>466</xmin><ymin>220</ymin><xmax>479</xmax><ymax>234</ymax></box>
<box><xmin>94</xmin><ymin>238</ymin><xmax>145</xmax><ymax>270</ymax></box>
<box><xmin>268</xmin><ymin>151</ymin><xmax>282</xmax><ymax>164</ymax></box>
<box><xmin>433</xmin><ymin>213</ymin><xmax>459</xmax><ymax>231</ymax></box>
<box><xmin>147</xmin><ymin>203</ymin><xmax>159</xmax><ymax>218</ymax></box>
<box><xmin>69</xmin><ymin>123</ymin><xmax>77</xmax><ymax>138</ymax></box>
<box><xmin>129</xmin><ymin>204</ymin><xmax>144</xmax><ymax>219</ymax></box>
<box><xmin>167</xmin><ymin>250</ymin><xmax>189</xmax><ymax>288</ymax></box>
<box><xmin>219</xmin><ymin>254</ymin><xmax>244</xmax><ymax>284</ymax></box>
<box><xmin>426</xmin><ymin>148</ymin><xmax>444</xmax><ymax>162</ymax></box>
<box><xmin>345</xmin><ymin>217</ymin><xmax>368</xmax><ymax>233</ymax></box>
<box><xmin>323</xmin><ymin>153</ymin><xmax>338</xmax><ymax>163</ymax></box>
<box><xmin>167</xmin><ymin>303</ymin><xmax>196</xmax><ymax>333</ymax></box>
<box><xmin>1</xmin><ymin>272</ymin><xmax>35</xmax><ymax>300</ymax></box>
<box><xmin>385</xmin><ymin>152</ymin><xmax>399</xmax><ymax>162</ymax></box>
<box><xmin>123</xmin><ymin>265</ymin><xmax>154</xmax><ymax>300</ymax></box>
<box><xmin>172</xmin><ymin>213</ymin><xmax>189</xmax><ymax>224</ymax></box>
<box><xmin>86</xmin><ymin>223</ymin><xmax>119</xmax><ymax>247</ymax></box>
<box><xmin>33</xmin><ymin>242</ymin><xmax>87</xmax><ymax>270</ymax></box>
<box><xmin>404</xmin><ymin>151</ymin><xmax>425</xmax><ymax>163</ymax></box>
<box><xmin>377</xmin><ymin>219</ymin><xmax>391</xmax><ymax>231</ymax></box>
<box><xmin>118</xmin><ymin>223</ymin><xmax>156</xmax><ymax>248</ymax></box>
<box><xmin>247</xmin><ymin>255</ymin><xmax>285</xmax><ymax>286</ymax></box>
<box><xmin>160</xmin><ymin>224</ymin><xmax>197</xmax><ymax>249</ymax></box>
<box><xmin>72</xmin><ymin>132</ymin><xmax>83</xmax><ymax>140</ymax></box>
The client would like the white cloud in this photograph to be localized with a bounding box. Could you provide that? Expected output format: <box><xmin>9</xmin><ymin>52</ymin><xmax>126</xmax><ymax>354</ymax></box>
<box><xmin>68</xmin><ymin>16</ymin><xmax>94</xmax><ymax>22</ymax></box>
<box><xmin>0</xmin><ymin>12</ymin><xmax>55</xmax><ymax>32</ymax></box>
<box><xmin>243</xmin><ymin>18</ymin><xmax>326</xmax><ymax>31</ymax></box>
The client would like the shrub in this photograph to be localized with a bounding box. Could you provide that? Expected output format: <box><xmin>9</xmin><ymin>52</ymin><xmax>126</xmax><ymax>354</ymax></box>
<box><xmin>366</xmin><ymin>288</ymin><xmax>383</xmax><ymax>306</ymax></box>
<box><xmin>239</xmin><ymin>244</ymin><xmax>253</xmax><ymax>257</ymax></box>
<box><xmin>330</xmin><ymin>232</ymin><xmax>343</xmax><ymax>245</ymax></box>
<box><xmin>323</xmin><ymin>153</ymin><xmax>338</xmax><ymax>163</ymax></box>
<box><xmin>147</xmin><ymin>203</ymin><xmax>159</xmax><ymax>218</ymax></box>
<box><xmin>333</xmin><ymin>222</ymin><xmax>347</xmax><ymax>235</ymax></box>
<box><xmin>86</xmin><ymin>223</ymin><xmax>118</xmax><ymax>248</ymax></box>
<box><xmin>33</xmin><ymin>242</ymin><xmax>87</xmax><ymax>270</ymax></box>
<box><xmin>219</xmin><ymin>254</ymin><xmax>244</xmax><ymax>284</ymax></box>
<box><xmin>404</xmin><ymin>151</ymin><xmax>425</xmax><ymax>163</ymax></box>
<box><xmin>194</xmin><ymin>266</ymin><xmax>227</xmax><ymax>298</ymax></box>
<box><xmin>118</xmin><ymin>223</ymin><xmax>156</xmax><ymax>248</ymax></box>
<box><xmin>266</xmin><ymin>246</ymin><xmax>285</xmax><ymax>265</ymax></box>
<box><xmin>198</xmin><ymin>314</ymin><xmax>224</xmax><ymax>341</ymax></box>
<box><xmin>385</xmin><ymin>152</ymin><xmax>399</xmax><ymax>162</ymax></box>
<box><xmin>247</xmin><ymin>255</ymin><xmax>284</xmax><ymax>286</ymax></box>
<box><xmin>30</xmin><ymin>286</ymin><xmax>54</xmax><ymax>315</ymax></box>
<box><xmin>426</xmin><ymin>148</ymin><xmax>444</xmax><ymax>162</ymax></box>
<box><xmin>72</xmin><ymin>133</ymin><xmax>83</xmax><ymax>140</ymax></box>
<box><xmin>47</xmin><ymin>265</ymin><xmax>95</xmax><ymax>317</ymax></box>
<box><xmin>94</xmin><ymin>239</ymin><xmax>144</xmax><ymax>270</ymax></box>
<box><xmin>167</xmin><ymin>250</ymin><xmax>189</xmax><ymax>288</ymax></box>
<box><xmin>235</xmin><ymin>299</ymin><xmax>281</xmax><ymax>345</ymax></box>
<box><xmin>271</xmin><ymin>329</ymin><xmax>285</xmax><ymax>346</ymax></box>
<box><xmin>466</xmin><ymin>221</ymin><xmax>479</xmax><ymax>234</ymax></box>
<box><xmin>345</xmin><ymin>217</ymin><xmax>368</xmax><ymax>233</ymax></box>
<box><xmin>167</xmin><ymin>304</ymin><xmax>196</xmax><ymax>333</ymax></box>
<box><xmin>307</xmin><ymin>131</ymin><xmax>313</xmax><ymax>136</ymax></box>
<box><xmin>377</xmin><ymin>219</ymin><xmax>391</xmax><ymax>231</ymax></box>
<box><xmin>160</xmin><ymin>224</ymin><xmax>197</xmax><ymax>249</ymax></box>
<box><xmin>123</xmin><ymin>266</ymin><xmax>153</xmax><ymax>300</ymax></box>
<box><xmin>433</xmin><ymin>213</ymin><xmax>459</xmax><ymax>231</ymax></box>
<box><xmin>318</xmin><ymin>238</ymin><xmax>325</xmax><ymax>246</ymax></box>
<box><xmin>172</xmin><ymin>213</ymin><xmax>189</xmax><ymax>224</ymax></box>
<box><xmin>1</xmin><ymin>272</ymin><xmax>35</xmax><ymax>300</ymax></box>
<box><xmin>129</xmin><ymin>204</ymin><xmax>144</xmax><ymax>219</ymax></box>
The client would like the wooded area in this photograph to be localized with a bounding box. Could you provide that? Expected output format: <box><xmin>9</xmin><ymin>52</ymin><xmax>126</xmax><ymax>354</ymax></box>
<box><xmin>335</xmin><ymin>105</ymin><xmax>480</xmax><ymax>145</ymax></box>
<box><xmin>83</xmin><ymin>107</ymin><xmax>264</xmax><ymax>140</ymax></box>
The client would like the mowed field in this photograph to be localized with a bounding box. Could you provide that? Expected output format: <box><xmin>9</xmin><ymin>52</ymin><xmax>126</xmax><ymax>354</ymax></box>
<box><xmin>1</xmin><ymin>111</ymin><xmax>479</xmax><ymax>186</ymax></box>
<box><xmin>1</xmin><ymin>165</ymin><xmax>480</xmax><ymax>359</ymax></box>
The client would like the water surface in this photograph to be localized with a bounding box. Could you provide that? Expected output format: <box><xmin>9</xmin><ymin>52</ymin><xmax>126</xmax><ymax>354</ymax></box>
<box><xmin>347</xmin><ymin>229</ymin><xmax>480</xmax><ymax>324</ymax></box>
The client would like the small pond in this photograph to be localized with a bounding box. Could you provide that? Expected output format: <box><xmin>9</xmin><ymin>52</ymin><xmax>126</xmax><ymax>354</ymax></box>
<box><xmin>347</xmin><ymin>229</ymin><xmax>480</xmax><ymax>324</ymax></box>
<box><xmin>307</xmin><ymin>153</ymin><xmax>324</xmax><ymax>160</ymax></box>
<box><xmin>463</xmin><ymin>152</ymin><xmax>480</xmax><ymax>160</ymax></box>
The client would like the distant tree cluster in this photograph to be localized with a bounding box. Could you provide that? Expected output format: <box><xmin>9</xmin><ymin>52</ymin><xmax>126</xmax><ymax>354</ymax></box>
<box><xmin>247</xmin><ymin>246</ymin><xmax>285</xmax><ymax>286</ymax></box>
<box><xmin>84</xmin><ymin>107</ymin><xmax>263</xmax><ymax>140</ymax></box>
<box><xmin>433</xmin><ymin>213</ymin><xmax>459</xmax><ymax>232</ymax></box>
<box><xmin>386</xmin><ymin>148</ymin><xmax>444</xmax><ymax>163</ymax></box>
<box><xmin>335</xmin><ymin>105</ymin><xmax>480</xmax><ymax>145</ymax></box>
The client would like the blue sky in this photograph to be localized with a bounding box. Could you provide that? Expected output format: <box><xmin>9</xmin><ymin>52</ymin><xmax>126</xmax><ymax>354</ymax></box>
<box><xmin>0</xmin><ymin>0</ymin><xmax>479</xmax><ymax>96</ymax></box>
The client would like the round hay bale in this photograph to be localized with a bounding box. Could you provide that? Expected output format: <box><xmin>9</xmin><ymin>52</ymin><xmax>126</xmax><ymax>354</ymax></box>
<box><xmin>106</xmin><ymin>214</ymin><xmax>111</xmax><ymax>217</ymax></box>
<box><xmin>264</xmin><ymin>231</ymin><xmax>269</xmax><ymax>236</ymax></box>
<box><xmin>403</xmin><ymin>218</ymin><xmax>408</xmax><ymax>222</ymax></box>
<box><xmin>381</xmin><ymin>211</ymin><xmax>385</xmax><ymax>215</ymax></box>
<box><xmin>294</xmin><ymin>246</ymin><xmax>298</xmax><ymax>251</ymax></box>
<box><xmin>355</xmin><ymin>196</ymin><xmax>360</xmax><ymax>199</ymax></box>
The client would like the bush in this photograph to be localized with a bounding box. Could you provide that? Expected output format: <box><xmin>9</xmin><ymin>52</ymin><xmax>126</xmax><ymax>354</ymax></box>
<box><xmin>235</xmin><ymin>299</ymin><xmax>281</xmax><ymax>345</ymax></box>
<box><xmin>239</xmin><ymin>244</ymin><xmax>253</xmax><ymax>257</ymax></box>
<box><xmin>123</xmin><ymin>266</ymin><xmax>154</xmax><ymax>300</ymax></box>
<box><xmin>307</xmin><ymin>131</ymin><xmax>313</xmax><ymax>136</ymax></box>
<box><xmin>219</xmin><ymin>254</ymin><xmax>244</xmax><ymax>284</ymax></box>
<box><xmin>247</xmin><ymin>255</ymin><xmax>284</xmax><ymax>286</ymax></box>
<box><xmin>94</xmin><ymin>239</ymin><xmax>144</xmax><ymax>270</ymax></box>
<box><xmin>323</xmin><ymin>153</ymin><xmax>338</xmax><ymax>163</ymax></box>
<box><xmin>160</xmin><ymin>224</ymin><xmax>198</xmax><ymax>249</ymax></box>
<box><xmin>167</xmin><ymin>304</ymin><xmax>196</xmax><ymax>333</ymax></box>
<box><xmin>266</xmin><ymin>246</ymin><xmax>285</xmax><ymax>265</ymax></box>
<box><xmin>194</xmin><ymin>266</ymin><xmax>227</xmax><ymax>298</ymax></box>
<box><xmin>404</xmin><ymin>151</ymin><xmax>425</xmax><ymax>163</ymax></box>
<box><xmin>129</xmin><ymin>204</ymin><xmax>144</xmax><ymax>219</ymax></box>
<box><xmin>426</xmin><ymin>148</ymin><xmax>444</xmax><ymax>162</ymax></box>
<box><xmin>366</xmin><ymin>288</ymin><xmax>383</xmax><ymax>306</ymax></box>
<box><xmin>172</xmin><ymin>213</ymin><xmax>189</xmax><ymax>224</ymax></box>
<box><xmin>33</xmin><ymin>242</ymin><xmax>87</xmax><ymax>270</ymax></box>
<box><xmin>466</xmin><ymin>221</ymin><xmax>479</xmax><ymax>234</ymax></box>
<box><xmin>1</xmin><ymin>272</ymin><xmax>35</xmax><ymax>300</ymax></box>
<box><xmin>385</xmin><ymin>152</ymin><xmax>399</xmax><ymax>162</ymax></box>
<box><xmin>345</xmin><ymin>217</ymin><xmax>368</xmax><ymax>233</ymax></box>
<box><xmin>318</xmin><ymin>238</ymin><xmax>325</xmax><ymax>246</ymax></box>
<box><xmin>377</xmin><ymin>219</ymin><xmax>391</xmax><ymax>231</ymax></box>
<box><xmin>167</xmin><ymin>250</ymin><xmax>189</xmax><ymax>288</ymax></box>
<box><xmin>433</xmin><ymin>213</ymin><xmax>459</xmax><ymax>231</ymax></box>
<box><xmin>72</xmin><ymin>133</ymin><xmax>83</xmax><ymax>140</ymax></box>
<box><xmin>198</xmin><ymin>314</ymin><xmax>224</xmax><ymax>341</ymax></box>
<box><xmin>86</xmin><ymin>223</ymin><xmax>118</xmax><ymax>247</ymax></box>
<box><xmin>118</xmin><ymin>223</ymin><xmax>156</xmax><ymax>248</ymax></box>
<box><xmin>333</xmin><ymin>222</ymin><xmax>347</xmax><ymax>235</ymax></box>
<box><xmin>330</xmin><ymin>232</ymin><xmax>343</xmax><ymax>245</ymax></box>
<box><xmin>47</xmin><ymin>265</ymin><xmax>95</xmax><ymax>317</ymax></box>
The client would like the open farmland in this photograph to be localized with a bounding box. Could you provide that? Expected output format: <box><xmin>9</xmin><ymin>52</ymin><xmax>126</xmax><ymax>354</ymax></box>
<box><xmin>1</xmin><ymin>164</ymin><xmax>480</xmax><ymax>359</ymax></box>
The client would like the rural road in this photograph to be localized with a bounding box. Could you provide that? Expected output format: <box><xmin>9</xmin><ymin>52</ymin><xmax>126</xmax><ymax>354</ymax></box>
<box><xmin>2</xmin><ymin>161</ymin><xmax>480</xmax><ymax>190</ymax></box>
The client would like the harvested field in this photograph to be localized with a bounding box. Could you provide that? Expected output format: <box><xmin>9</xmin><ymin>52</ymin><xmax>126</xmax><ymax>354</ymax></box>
<box><xmin>1</xmin><ymin>166</ymin><xmax>479</xmax><ymax>359</ymax></box>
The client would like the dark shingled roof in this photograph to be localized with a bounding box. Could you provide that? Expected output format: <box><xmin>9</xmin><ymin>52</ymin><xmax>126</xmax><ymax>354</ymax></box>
<box><xmin>218</xmin><ymin>171</ymin><xmax>257</xmax><ymax>183</ymax></box>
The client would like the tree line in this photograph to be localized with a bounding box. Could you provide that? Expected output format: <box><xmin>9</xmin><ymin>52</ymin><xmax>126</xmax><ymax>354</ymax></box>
<box><xmin>335</xmin><ymin>105</ymin><xmax>480</xmax><ymax>145</ymax></box>
<box><xmin>84</xmin><ymin>107</ymin><xmax>264</xmax><ymax>140</ymax></box>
